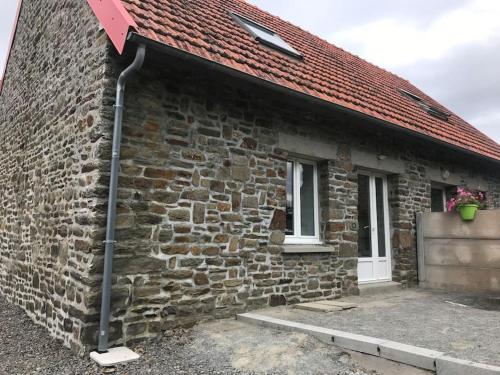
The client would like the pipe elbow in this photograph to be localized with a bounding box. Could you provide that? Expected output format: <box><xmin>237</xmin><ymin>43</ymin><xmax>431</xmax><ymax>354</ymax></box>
<box><xmin>117</xmin><ymin>44</ymin><xmax>146</xmax><ymax>87</ymax></box>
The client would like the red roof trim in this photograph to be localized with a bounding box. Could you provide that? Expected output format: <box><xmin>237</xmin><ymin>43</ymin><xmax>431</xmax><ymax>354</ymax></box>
<box><xmin>86</xmin><ymin>0</ymin><xmax>138</xmax><ymax>54</ymax></box>
<box><xmin>0</xmin><ymin>0</ymin><xmax>23</xmax><ymax>95</ymax></box>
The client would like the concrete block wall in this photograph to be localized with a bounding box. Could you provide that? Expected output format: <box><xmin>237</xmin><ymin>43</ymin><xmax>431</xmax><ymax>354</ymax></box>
<box><xmin>418</xmin><ymin>210</ymin><xmax>500</xmax><ymax>293</ymax></box>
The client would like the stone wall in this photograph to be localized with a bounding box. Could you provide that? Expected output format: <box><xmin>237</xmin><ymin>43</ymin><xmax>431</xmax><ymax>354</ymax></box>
<box><xmin>81</xmin><ymin>54</ymin><xmax>362</xmax><ymax>347</ymax></box>
<box><xmin>388</xmin><ymin>168</ymin><xmax>431</xmax><ymax>285</ymax></box>
<box><xmin>0</xmin><ymin>0</ymin><xmax>111</xmax><ymax>354</ymax></box>
<box><xmin>2</xmin><ymin>4</ymin><xmax>500</xmax><ymax>352</ymax></box>
<box><xmin>85</xmin><ymin>51</ymin><xmax>500</xmax><ymax>346</ymax></box>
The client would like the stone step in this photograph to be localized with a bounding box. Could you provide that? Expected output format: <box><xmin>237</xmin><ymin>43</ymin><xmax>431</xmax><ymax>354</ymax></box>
<box><xmin>358</xmin><ymin>281</ymin><xmax>402</xmax><ymax>296</ymax></box>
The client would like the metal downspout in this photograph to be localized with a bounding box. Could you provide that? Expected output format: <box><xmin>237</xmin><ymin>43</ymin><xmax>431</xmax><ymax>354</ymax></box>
<box><xmin>98</xmin><ymin>44</ymin><xmax>146</xmax><ymax>353</ymax></box>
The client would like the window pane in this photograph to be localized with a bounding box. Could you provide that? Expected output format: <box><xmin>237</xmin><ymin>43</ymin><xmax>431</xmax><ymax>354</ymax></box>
<box><xmin>299</xmin><ymin>163</ymin><xmax>315</xmax><ymax>236</ymax></box>
<box><xmin>445</xmin><ymin>187</ymin><xmax>455</xmax><ymax>202</ymax></box>
<box><xmin>285</xmin><ymin>161</ymin><xmax>294</xmax><ymax>235</ymax></box>
<box><xmin>375</xmin><ymin>177</ymin><xmax>386</xmax><ymax>257</ymax></box>
<box><xmin>357</xmin><ymin>174</ymin><xmax>371</xmax><ymax>257</ymax></box>
<box><xmin>242</xmin><ymin>20</ymin><xmax>301</xmax><ymax>56</ymax></box>
<box><xmin>431</xmin><ymin>188</ymin><xmax>444</xmax><ymax>212</ymax></box>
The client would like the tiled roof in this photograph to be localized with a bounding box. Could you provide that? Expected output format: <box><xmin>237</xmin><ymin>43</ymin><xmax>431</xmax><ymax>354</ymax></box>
<box><xmin>118</xmin><ymin>0</ymin><xmax>500</xmax><ymax>160</ymax></box>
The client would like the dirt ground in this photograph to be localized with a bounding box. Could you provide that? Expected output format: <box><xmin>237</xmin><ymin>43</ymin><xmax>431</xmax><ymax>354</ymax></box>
<box><xmin>0</xmin><ymin>295</ymin><xmax>377</xmax><ymax>375</ymax></box>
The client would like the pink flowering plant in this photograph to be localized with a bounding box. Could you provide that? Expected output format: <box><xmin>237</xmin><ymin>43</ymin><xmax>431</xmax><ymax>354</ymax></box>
<box><xmin>446</xmin><ymin>186</ymin><xmax>486</xmax><ymax>212</ymax></box>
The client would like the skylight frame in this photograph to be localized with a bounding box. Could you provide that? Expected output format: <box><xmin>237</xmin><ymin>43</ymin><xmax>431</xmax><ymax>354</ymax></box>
<box><xmin>398</xmin><ymin>88</ymin><xmax>451</xmax><ymax>121</ymax></box>
<box><xmin>426</xmin><ymin>106</ymin><xmax>451</xmax><ymax>121</ymax></box>
<box><xmin>230</xmin><ymin>12</ymin><xmax>303</xmax><ymax>59</ymax></box>
<box><xmin>399</xmin><ymin>88</ymin><xmax>423</xmax><ymax>102</ymax></box>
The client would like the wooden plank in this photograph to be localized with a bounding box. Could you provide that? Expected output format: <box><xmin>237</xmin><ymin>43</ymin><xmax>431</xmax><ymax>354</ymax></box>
<box><xmin>294</xmin><ymin>302</ymin><xmax>343</xmax><ymax>312</ymax></box>
<box><xmin>314</xmin><ymin>300</ymin><xmax>358</xmax><ymax>309</ymax></box>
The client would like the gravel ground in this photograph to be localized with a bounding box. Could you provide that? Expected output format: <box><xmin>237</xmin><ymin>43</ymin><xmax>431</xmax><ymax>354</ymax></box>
<box><xmin>258</xmin><ymin>288</ymin><xmax>500</xmax><ymax>367</ymax></box>
<box><xmin>0</xmin><ymin>295</ymin><xmax>377</xmax><ymax>375</ymax></box>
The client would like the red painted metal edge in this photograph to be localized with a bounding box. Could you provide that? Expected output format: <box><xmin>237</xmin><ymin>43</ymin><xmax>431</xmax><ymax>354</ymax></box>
<box><xmin>0</xmin><ymin>0</ymin><xmax>23</xmax><ymax>95</ymax></box>
<box><xmin>86</xmin><ymin>0</ymin><xmax>138</xmax><ymax>54</ymax></box>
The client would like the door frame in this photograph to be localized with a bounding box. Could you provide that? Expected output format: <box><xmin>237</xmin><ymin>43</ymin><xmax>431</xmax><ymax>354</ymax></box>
<box><xmin>357</xmin><ymin>171</ymin><xmax>392</xmax><ymax>284</ymax></box>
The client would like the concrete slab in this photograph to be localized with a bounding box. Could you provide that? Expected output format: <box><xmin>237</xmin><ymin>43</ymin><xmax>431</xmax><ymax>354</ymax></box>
<box><xmin>378</xmin><ymin>340</ymin><xmax>442</xmax><ymax>371</ymax></box>
<box><xmin>237</xmin><ymin>312</ymin><xmax>335</xmax><ymax>339</ymax></box>
<box><xmin>330</xmin><ymin>330</ymin><xmax>386</xmax><ymax>357</ymax></box>
<box><xmin>348</xmin><ymin>350</ymin><xmax>433</xmax><ymax>375</ymax></box>
<box><xmin>237</xmin><ymin>313</ymin><xmax>383</xmax><ymax>356</ymax></box>
<box><xmin>90</xmin><ymin>347</ymin><xmax>140</xmax><ymax>367</ymax></box>
<box><xmin>294</xmin><ymin>302</ymin><xmax>343</xmax><ymax>312</ymax></box>
<box><xmin>358</xmin><ymin>281</ymin><xmax>402</xmax><ymax>296</ymax></box>
<box><xmin>238</xmin><ymin>312</ymin><xmax>500</xmax><ymax>374</ymax></box>
<box><xmin>436</xmin><ymin>356</ymin><xmax>500</xmax><ymax>375</ymax></box>
<box><xmin>256</xmin><ymin>289</ymin><xmax>500</xmax><ymax>368</ymax></box>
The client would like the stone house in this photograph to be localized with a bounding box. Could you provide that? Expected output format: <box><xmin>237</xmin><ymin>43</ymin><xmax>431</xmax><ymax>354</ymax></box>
<box><xmin>1</xmin><ymin>0</ymin><xmax>500</xmax><ymax>354</ymax></box>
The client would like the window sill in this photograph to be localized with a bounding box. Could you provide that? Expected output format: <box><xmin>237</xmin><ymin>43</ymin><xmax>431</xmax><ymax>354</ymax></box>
<box><xmin>282</xmin><ymin>244</ymin><xmax>336</xmax><ymax>254</ymax></box>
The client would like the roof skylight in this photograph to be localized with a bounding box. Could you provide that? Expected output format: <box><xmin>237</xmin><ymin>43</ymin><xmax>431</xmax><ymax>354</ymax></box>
<box><xmin>399</xmin><ymin>89</ymin><xmax>450</xmax><ymax>121</ymax></box>
<box><xmin>426</xmin><ymin>106</ymin><xmax>451</xmax><ymax>121</ymax></box>
<box><xmin>230</xmin><ymin>12</ymin><xmax>302</xmax><ymax>59</ymax></box>
<box><xmin>399</xmin><ymin>89</ymin><xmax>422</xmax><ymax>102</ymax></box>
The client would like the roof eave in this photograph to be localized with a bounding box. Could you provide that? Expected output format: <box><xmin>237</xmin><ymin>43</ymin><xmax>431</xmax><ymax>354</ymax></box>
<box><xmin>128</xmin><ymin>32</ymin><xmax>500</xmax><ymax>165</ymax></box>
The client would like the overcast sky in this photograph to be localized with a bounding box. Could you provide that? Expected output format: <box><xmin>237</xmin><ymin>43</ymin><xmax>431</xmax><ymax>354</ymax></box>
<box><xmin>1</xmin><ymin>1</ymin><xmax>499</xmax><ymax>142</ymax></box>
<box><xmin>248</xmin><ymin>0</ymin><xmax>500</xmax><ymax>143</ymax></box>
<box><xmin>0</xmin><ymin>1</ymin><xmax>18</xmax><ymax>79</ymax></box>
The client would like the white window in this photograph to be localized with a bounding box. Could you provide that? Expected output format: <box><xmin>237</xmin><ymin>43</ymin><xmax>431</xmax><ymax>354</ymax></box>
<box><xmin>285</xmin><ymin>158</ymin><xmax>320</xmax><ymax>244</ymax></box>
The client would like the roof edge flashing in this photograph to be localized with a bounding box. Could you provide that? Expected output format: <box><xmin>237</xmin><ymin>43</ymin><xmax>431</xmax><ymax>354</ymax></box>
<box><xmin>87</xmin><ymin>0</ymin><xmax>137</xmax><ymax>54</ymax></box>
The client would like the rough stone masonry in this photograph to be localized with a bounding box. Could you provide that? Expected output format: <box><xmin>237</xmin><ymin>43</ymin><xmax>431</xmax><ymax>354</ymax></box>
<box><xmin>1</xmin><ymin>0</ymin><xmax>500</xmax><ymax>354</ymax></box>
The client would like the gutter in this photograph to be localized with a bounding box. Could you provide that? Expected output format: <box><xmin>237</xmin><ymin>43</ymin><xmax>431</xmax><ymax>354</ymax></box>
<box><xmin>128</xmin><ymin>32</ymin><xmax>500</xmax><ymax>166</ymax></box>
<box><xmin>98</xmin><ymin>43</ymin><xmax>146</xmax><ymax>354</ymax></box>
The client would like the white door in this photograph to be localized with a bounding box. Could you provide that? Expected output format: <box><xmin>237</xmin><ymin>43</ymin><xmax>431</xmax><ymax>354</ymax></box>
<box><xmin>357</xmin><ymin>172</ymin><xmax>392</xmax><ymax>283</ymax></box>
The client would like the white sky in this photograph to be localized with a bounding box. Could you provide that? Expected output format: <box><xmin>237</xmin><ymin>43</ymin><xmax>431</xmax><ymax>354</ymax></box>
<box><xmin>0</xmin><ymin>1</ymin><xmax>18</xmax><ymax>79</ymax></box>
<box><xmin>1</xmin><ymin>0</ymin><xmax>499</xmax><ymax>143</ymax></box>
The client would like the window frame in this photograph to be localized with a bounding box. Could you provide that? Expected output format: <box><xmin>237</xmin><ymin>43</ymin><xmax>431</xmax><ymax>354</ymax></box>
<box><xmin>431</xmin><ymin>186</ymin><xmax>447</xmax><ymax>212</ymax></box>
<box><xmin>229</xmin><ymin>12</ymin><xmax>303</xmax><ymax>59</ymax></box>
<box><xmin>284</xmin><ymin>158</ymin><xmax>321</xmax><ymax>245</ymax></box>
<box><xmin>431</xmin><ymin>183</ymin><xmax>458</xmax><ymax>212</ymax></box>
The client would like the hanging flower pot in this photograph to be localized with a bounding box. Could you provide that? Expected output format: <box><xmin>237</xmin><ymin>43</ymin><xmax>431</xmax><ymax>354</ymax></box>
<box><xmin>447</xmin><ymin>186</ymin><xmax>485</xmax><ymax>222</ymax></box>
<box><xmin>458</xmin><ymin>204</ymin><xmax>479</xmax><ymax>221</ymax></box>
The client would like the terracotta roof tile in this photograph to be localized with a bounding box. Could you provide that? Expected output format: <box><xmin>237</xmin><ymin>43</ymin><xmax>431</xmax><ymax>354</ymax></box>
<box><xmin>119</xmin><ymin>0</ymin><xmax>500</xmax><ymax>160</ymax></box>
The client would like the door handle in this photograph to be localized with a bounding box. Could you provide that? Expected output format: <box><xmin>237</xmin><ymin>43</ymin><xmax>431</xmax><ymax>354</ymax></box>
<box><xmin>363</xmin><ymin>225</ymin><xmax>370</xmax><ymax>229</ymax></box>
